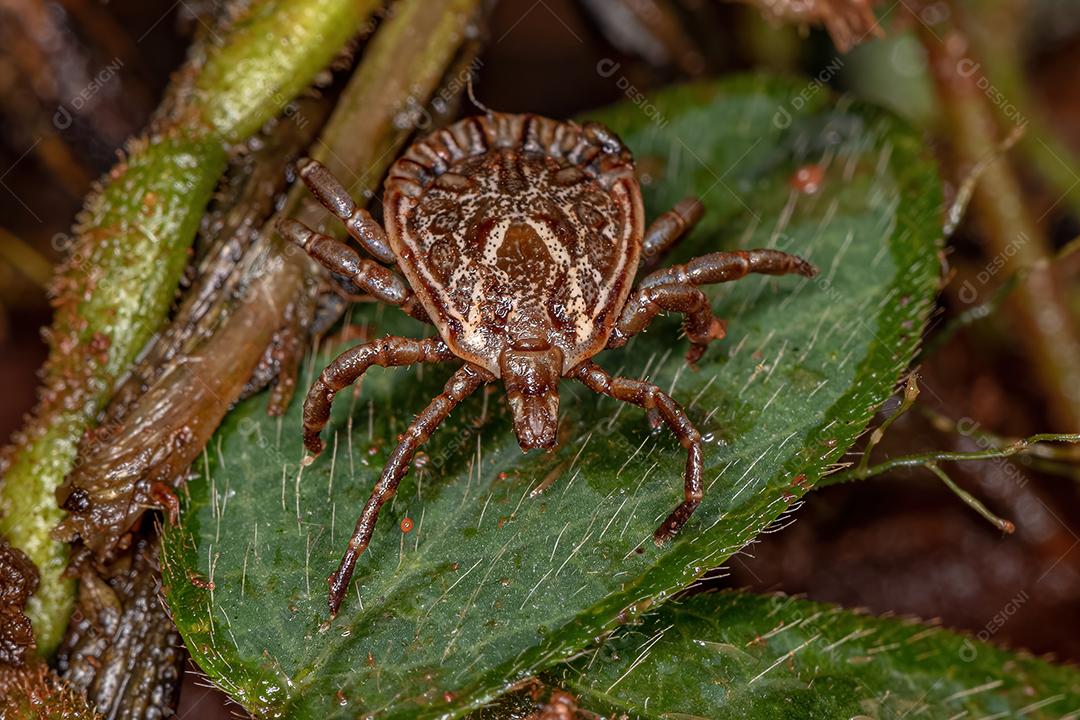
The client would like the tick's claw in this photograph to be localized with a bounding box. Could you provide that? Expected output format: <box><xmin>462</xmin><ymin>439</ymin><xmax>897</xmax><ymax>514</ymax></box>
<box><xmin>646</xmin><ymin>406</ymin><xmax>662</xmax><ymax>431</ymax></box>
<box><xmin>149</xmin><ymin>482</ymin><xmax>180</xmax><ymax>526</ymax></box>
<box><xmin>302</xmin><ymin>433</ymin><xmax>325</xmax><ymax>458</ymax></box>
<box><xmin>684</xmin><ymin>318</ymin><xmax>725</xmax><ymax>366</ymax></box>
<box><xmin>327</xmin><ymin>560</ymin><xmax>353</xmax><ymax>617</ymax></box>
<box><xmin>653</xmin><ymin>499</ymin><xmax>701</xmax><ymax>545</ymax></box>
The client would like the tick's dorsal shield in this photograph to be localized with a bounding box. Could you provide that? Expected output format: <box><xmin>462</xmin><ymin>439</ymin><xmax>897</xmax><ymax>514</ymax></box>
<box><xmin>384</xmin><ymin>113</ymin><xmax>644</xmax><ymax>378</ymax></box>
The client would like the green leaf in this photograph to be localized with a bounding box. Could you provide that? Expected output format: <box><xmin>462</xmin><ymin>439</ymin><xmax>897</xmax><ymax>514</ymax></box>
<box><xmin>161</xmin><ymin>75</ymin><xmax>942</xmax><ymax>718</ymax></box>
<box><xmin>503</xmin><ymin>590</ymin><xmax>1080</xmax><ymax>719</ymax></box>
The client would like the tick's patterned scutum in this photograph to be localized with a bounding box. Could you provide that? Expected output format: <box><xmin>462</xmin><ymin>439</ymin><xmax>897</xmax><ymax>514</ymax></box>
<box><xmin>385</xmin><ymin>114</ymin><xmax>645</xmax><ymax>375</ymax></box>
<box><xmin>279</xmin><ymin>110</ymin><xmax>817</xmax><ymax>615</ymax></box>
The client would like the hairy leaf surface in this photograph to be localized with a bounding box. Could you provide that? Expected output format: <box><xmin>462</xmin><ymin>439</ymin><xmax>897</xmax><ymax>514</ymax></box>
<box><xmin>162</xmin><ymin>75</ymin><xmax>942</xmax><ymax>718</ymax></box>
<box><xmin>488</xmin><ymin>591</ymin><xmax>1080</xmax><ymax>719</ymax></box>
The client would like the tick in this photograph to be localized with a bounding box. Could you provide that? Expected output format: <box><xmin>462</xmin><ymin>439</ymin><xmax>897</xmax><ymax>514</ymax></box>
<box><xmin>278</xmin><ymin>113</ymin><xmax>816</xmax><ymax>615</ymax></box>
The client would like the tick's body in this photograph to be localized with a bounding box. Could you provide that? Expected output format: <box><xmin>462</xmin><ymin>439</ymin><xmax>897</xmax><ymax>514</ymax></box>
<box><xmin>279</xmin><ymin>113</ymin><xmax>816</xmax><ymax>615</ymax></box>
<box><xmin>386</xmin><ymin>114</ymin><xmax>642</xmax><ymax>376</ymax></box>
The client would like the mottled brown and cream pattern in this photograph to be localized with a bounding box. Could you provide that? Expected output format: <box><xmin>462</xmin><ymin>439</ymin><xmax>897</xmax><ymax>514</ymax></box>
<box><xmin>278</xmin><ymin>112</ymin><xmax>817</xmax><ymax>616</ymax></box>
<box><xmin>385</xmin><ymin>114</ymin><xmax>643</xmax><ymax>374</ymax></box>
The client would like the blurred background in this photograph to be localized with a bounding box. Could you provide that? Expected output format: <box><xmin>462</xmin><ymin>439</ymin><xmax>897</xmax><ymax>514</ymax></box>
<box><xmin>1</xmin><ymin>0</ymin><xmax>1078</xmax><ymax>716</ymax></box>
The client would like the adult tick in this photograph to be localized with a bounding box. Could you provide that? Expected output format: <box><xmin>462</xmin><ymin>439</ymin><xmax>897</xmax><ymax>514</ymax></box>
<box><xmin>278</xmin><ymin>113</ymin><xmax>816</xmax><ymax>615</ymax></box>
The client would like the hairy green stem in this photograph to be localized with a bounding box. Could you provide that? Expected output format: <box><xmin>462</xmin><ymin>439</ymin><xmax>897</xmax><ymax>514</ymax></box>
<box><xmin>925</xmin><ymin>462</ymin><xmax>1015</xmax><ymax>533</ymax></box>
<box><xmin>854</xmin><ymin>373</ymin><xmax>920</xmax><ymax>476</ymax></box>
<box><xmin>0</xmin><ymin>0</ymin><xmax>382</xmax><ymax>655</ymax></box>
<box><xmin>824</xmin><ymin>432</ymin><xmax>1080</xmax><ymax>485</ymax></box>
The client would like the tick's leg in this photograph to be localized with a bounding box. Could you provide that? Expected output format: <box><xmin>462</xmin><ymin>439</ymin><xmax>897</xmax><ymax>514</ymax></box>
<box><xmin>607</xmin><ymin>284</ymin><xmax>726</xmax><ymax>366</ymax></box>
<box><xmin>571</xmin><ymin>361</ymin><xmax>703</xmax><ymax>545</ymax></box>
<box><xmin>328</xmin><ymin>363</ymin><xmax>491</xmax><ymax>615</ymax></box>
<box><xmin>297</xmin><ymin>158</ymin><xmax>395</xmax><ymax>264</ymax></box>
<box><xmin>303</xmin><ymin>336</ymin><xmax>454</xmax><ymax>456</ymax></box>
<box><xmin>640</xmin><ymin>196</ymin><xmax>704</xmax><ymax>272</ymax></box>
<box><xmin>639</xmin><ymin>248</ymin><xmax>817</xmax><ymax>290</ymax></box>
<box><xmin>611</xmin><ymin>249</ymin><xmax>817</xmax><ymax>362</ymax></box>
<box><xmin>278</xmin><ymin>217</ymin><xmax>429</xmax><ymax>323</ymax></box>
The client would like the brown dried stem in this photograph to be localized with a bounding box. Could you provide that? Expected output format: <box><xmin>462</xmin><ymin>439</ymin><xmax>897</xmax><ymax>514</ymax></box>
<box><xmin>917</xmin><ymin>6</ymin><xmax>1080</xmax><ymax>431</ymax></box>
<box><xmin>56</xmin><ymin>535</ymin><xmax>184</xmax><ymax>720</ymax></box>
<box><xmin>55</xmin><ymin>0</ymin><xmax>487</xmax><ymax>564</ymax></box>
<box><xmin>580</xmin><ymin>0</ymin><xmax>705</xmax><ymax>74</ymax></box>
<box><xmin>52</xmin><ymin>96</ymin><xmax>332</xmax><ymax>558</ymax></box>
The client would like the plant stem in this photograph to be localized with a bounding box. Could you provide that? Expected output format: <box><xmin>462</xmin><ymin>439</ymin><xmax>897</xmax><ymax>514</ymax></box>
<box><xmin>823</xmin><ymin>432</ymin><xmax>1080</xmax><ymax>485</ymax></box>
<box><xmin>917</xmin><ymin>7</ymin><xmax>1080</xmax><ymax>431</ymax></box>
<box><xmin>855</xmin><ymin>373</ymin><xmax>920</xmax><ymax>476</ymax></box>
<box><xmin>0</xmin><ymin>135</ymin><xmax>226</xmax><ymax>657</ymax></box>
<box><xmin>962</xmin><ymin>0</ymin><xmax>1080</xmax><ymax>220</ymax></box>
<box><xmin>0</xmin><ymin>226</ymin><xmax>53</xmax><ymax>288</ymax></box>
<box><xmin>54</xmin><ymin>95</ymin><xmax>331</xmax><ymax>559</ymax></box>
<box><xmin>0</xmin><ymin>0</ymin><xmax>383</xmax><ymax>656</ymax></box>
<box><xmin>922</xmin><ymin>235</ymin><xmax>1078</xmax><ymax>358</ymax></box>
<box><xmin>826</xmin><ymin>416</ymin><xmax>1074</xmax><ymax>531</ymax></box>
<box><xmin>303</xmin><ymin>0</ymin><xmax>487</xmax><ymax>200</ymax></box>
<box><xmin>925</xmin><ymin>462</ymin><xmax>1014</xmax><ymax>533</ymax></box>
<box><xmin>920</xmin><ymin>405</ymin><xmax>1080</xmax><ymax>481</ymax></box>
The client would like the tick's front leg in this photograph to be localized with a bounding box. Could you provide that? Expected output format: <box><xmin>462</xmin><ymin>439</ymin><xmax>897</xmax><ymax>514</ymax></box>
<box><xmin>640</xmin><ymin>196</ymin><xmax>704</xmax><ymax>272</ymax></box>
<box><xmin>297</xmin><ymin>158</ymin><xmax>395</xmax><ymax>264</ymax></box>
<box><xmin>302</xmin><ymin>336</ymin><xmax>454</xmax><ymax>456</ymax></box>
<box><xmin>277</xmin><ymin>217</ymin><xmax>429</xmax><ymax>323</ymax></box>
<box><xmin>329</xmin><ymin>363</ymin><xmax>492</xmax><ymax>616</ymax></box>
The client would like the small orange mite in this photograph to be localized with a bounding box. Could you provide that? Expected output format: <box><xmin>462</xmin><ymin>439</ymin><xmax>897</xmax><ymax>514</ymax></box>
<box><xmin>400</xmin><ymin>517</ymin><xmax>414</xmax><ymax>533</ymax></box>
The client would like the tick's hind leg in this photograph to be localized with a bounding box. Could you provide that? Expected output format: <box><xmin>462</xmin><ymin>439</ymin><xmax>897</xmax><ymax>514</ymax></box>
<box><xmin>303</xmin><ymin>336</ymin><xmax>454</xmax><ymax>456</ymax></box>
<box><xmin>328</xmin><ymin>363</ymin><xmax>492</xmax><ymax>615</ymax></box>
<box><xmin>297</xmin><ymin>158</ymin><xmax>395</xmax><ymax>264</ymax></box>
<box><xmin>571</xmin><ymin>361</ymin><xmax>703</xmax><ymax>545</ymax></box>
<box><xmin>640</xmin><ymin>196</ymin><xmax>704</xmax><ymax>272</ymax></box>
<box><xmin>607</xmin><ymin>284</ymin><xmax>726</xmax><ymax>366</ymax></box>
<box><xmin>277</xmin><ymin>218</ymin><xmax>429</xmax><ymax>322</ymax></box>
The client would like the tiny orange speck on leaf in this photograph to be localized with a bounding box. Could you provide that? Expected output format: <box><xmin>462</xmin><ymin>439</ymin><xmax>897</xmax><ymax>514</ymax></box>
<box><xmin>789</xmin><ymin>164</ymin><xmax>825</xmax><ymax>194</ymax></box>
